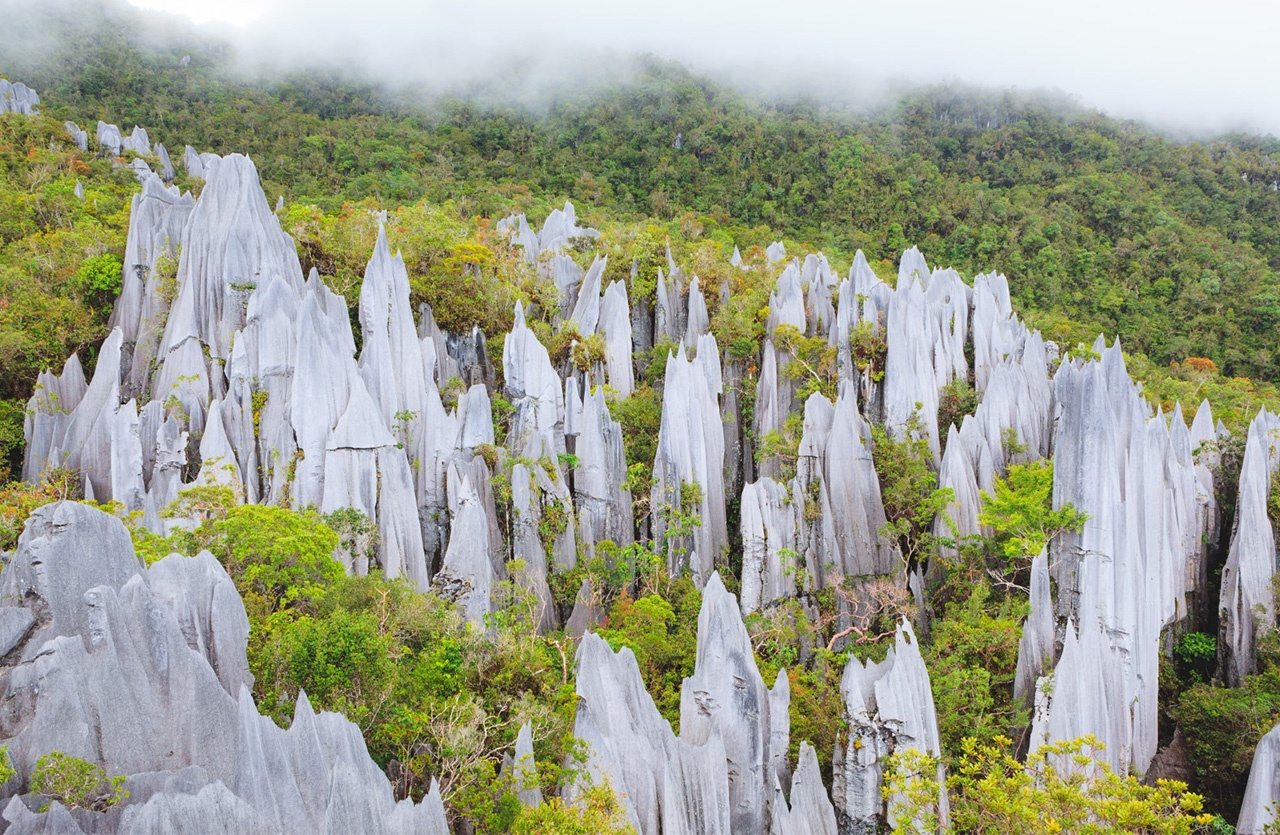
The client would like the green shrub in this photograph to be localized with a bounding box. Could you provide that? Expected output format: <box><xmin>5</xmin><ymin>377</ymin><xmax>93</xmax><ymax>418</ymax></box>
<box><xmin>509</xmin><ymin>782</ymin><xmax>635</xmax><ymax>834</ymax></box>
<box><xmin>925</xmin><ymin>582</ymin><xmax>1029</xmax><ymax>760</ymax></box>
<box><xmin>886</xmin><ymin>735</ymin><xmax>1214</xmax><ymax>834</ymax></box>
<box><xmin>30</xmin><ymin>751</ymin><xmax>127</xmax><ymax>812</ymax></box>
<box><xmin>937</xmin><ymin>377</ymin><xmax>979</xmax><ymax>438</ymax></box>
<box><xmin>1174</xmin><ymin>632</ymin><xmax>1218</xmax><ymax>685</ymax></box>
<box><xmin>597</xmin><ymin>580</ymin><xmax>701</xmax><ymax>728</ymax></box>
<box><xmin>72</xmin><ymin>254</ymin><xmax>123</xmax><ymax>298</ymax></box>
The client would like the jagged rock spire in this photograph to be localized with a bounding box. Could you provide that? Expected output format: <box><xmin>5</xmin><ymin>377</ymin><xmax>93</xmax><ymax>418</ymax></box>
<box><xmin>0</xmin><ymin>503</ymin><xmax>448</xmax><ymax>833</ymax></box>
<box><xmin>651</xmin><ymin>340</ymin><xmax>727</xmax><ymax>585</ymax></box>
<box><xmin>835</xmin><ymin>620</ymin><xmax>948</xmax><ymax>833</ymax></box>
<box><xmin>1219</xmin><ymin>409</ymin><xmax>1280</xmax><ymax>684</ymax></box>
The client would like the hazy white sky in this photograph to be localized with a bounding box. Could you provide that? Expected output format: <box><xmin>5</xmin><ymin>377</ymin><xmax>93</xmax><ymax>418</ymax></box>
<box><xmin>128</xmin><ymin>0</ymin><xmax>1280</xmax><ymax>136</ymax></box>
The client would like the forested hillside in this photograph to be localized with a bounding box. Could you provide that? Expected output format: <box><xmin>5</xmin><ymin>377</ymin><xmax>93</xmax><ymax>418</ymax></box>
<box><xmin>3</xmin><ymin>2</ymin><xmax>1280</xmax><ymax>833</ymax></box>
<box><xmin>3</xmin><ymin>0</ymin><xmax>1280</xmax><ymax>383</ymax></box>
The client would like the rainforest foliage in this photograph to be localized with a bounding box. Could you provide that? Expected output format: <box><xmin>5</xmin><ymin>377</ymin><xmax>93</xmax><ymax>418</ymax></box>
<box><xmin>1</xmin><ymin>0</ymin><xmax>1279</xmax><ymax>829</ymax></box>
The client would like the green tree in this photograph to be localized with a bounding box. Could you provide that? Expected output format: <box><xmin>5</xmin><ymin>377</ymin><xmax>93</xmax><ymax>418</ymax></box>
<box><xmin>978</xmin><ymin>460</ymin><xmax>1086</xmax><ymax>573</ymax></box>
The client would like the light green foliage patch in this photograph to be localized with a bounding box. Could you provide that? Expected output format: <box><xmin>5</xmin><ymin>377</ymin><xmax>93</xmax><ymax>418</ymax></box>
<box><xmin>30</xmin><ymin>751</ymin><xmax>128</xmax><ymax>813</ymax></box>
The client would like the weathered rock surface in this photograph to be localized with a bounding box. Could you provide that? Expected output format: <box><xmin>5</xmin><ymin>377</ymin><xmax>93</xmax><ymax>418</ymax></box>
<box><xmin>571</xmin><ymin>632</ymin><xmax>732</xmax><ymax>835</ymax></box>
<box><xmin>64</xmin><ymin>121</ymin><xmax>89</xmax><ymax>150</ymax></box>
<box><xmin>834</xmin><ymin>620</ymin><xmax>948</xmax><ymax>833</ymax></box>
<box><xmin>1239</xmin><ymin>722</ymin><xmax>1280</xmax><ymax>834</ymax></box>
<box><xmin>772</xmin><ymin>742</ymin><xmax>838</xmax><ymax>835</ymax></box>
<box><xmin>793</xmin><ymin>386</ymin><xmax>896</xmax><ymax>591</ymax></box>
<box><xmin>739</xmin><ymin>477</ymin><xmax>799</xmax><ymax>615</ymax></box>
<box><xmin>0</xmin><ymin>502</ymin><xmax>447</xmax><ymax>834</ymax></box>
<box><xmin>574</xmin><ymin>385</ymin><xmax>634</xmax><ymax>556</ymax></box>
<box><xmin>573</xmin><ymin>572</ymin><xmax>803</xmax><ymax>834</ymax></box>
<box><xmin>1219</xmin><ymin>409</ymin><xmax>1280</xmax><ymax>684</ymax></box>
<box><xmin>0</xmin><ymin>80</ymin><xmax>40</xmax><ymax>115</ymax></box>
<box><xmin>1014</xmin><ymin>548</ymin><xmax>1053</xmax><ymax>706</ymax></box>
<box><xmin>680</xmin><ymin>573</ymin><xmax>787</xmax><ymax>833</ymax></box>
<box><xmin>651</xmin><ymin>340</ymin><xmax>727</xmax><ymax>585</ymax></box>
<box><xmin>1031</xmin><ymin>339</ymin><xmax>1215</xmax><ymax>775</ymax></box>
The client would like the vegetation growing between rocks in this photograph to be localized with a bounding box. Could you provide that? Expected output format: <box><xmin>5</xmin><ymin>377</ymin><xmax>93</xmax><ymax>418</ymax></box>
<box><xmin>3</xmin><ymin>1</ymin><xmax>1280</xmax><ymax>827</ymax></box>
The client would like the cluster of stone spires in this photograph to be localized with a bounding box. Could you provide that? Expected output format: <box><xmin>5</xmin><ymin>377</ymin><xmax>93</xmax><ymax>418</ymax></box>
<box><xmin>9</xmin><ymin>89</ymin><xmax>1280</xmax><ymax>830</ymax></box>
<box><xmin>0</xmin><ymin>79</ymin><xmax>39</xmax><ymax>116</ymax></box>
<box><xmin>0</xmin><ymin>501</ymin><xmax>451</xmax><ymax>834</ymax></box>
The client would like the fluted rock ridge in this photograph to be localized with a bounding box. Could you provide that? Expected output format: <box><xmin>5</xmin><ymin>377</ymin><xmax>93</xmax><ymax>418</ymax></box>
<box><xmin>0</xmin><ymin>502</ymin><xmax>447</xmax><ymax>834</ymax></box>
<box><xmin>0</xmin><ymin>80</ymin><xmax>39</xmax><ymax>115</ymax></box>
<box><xmin>834</xmin><ymin>619</ymin><xmax>948</xmax><ymax>833</ymax></box>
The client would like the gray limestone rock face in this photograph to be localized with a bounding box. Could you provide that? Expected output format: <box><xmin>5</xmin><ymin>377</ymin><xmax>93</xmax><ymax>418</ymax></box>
<box><xmin>831</xmin><ymin>250</ymin><xmax>890</xmax><ymax>416</ymax></box>
<box><xmin>802</xmin><ymin>253</ymin><xmax>837</xmax><ymax>339</ymax></box>
<box><xmin>182</xmin><ymin>146</ymin><xmax>205</xmax><ymax>179</ymax></box>
<box><xmin>1036</xmin><ymin>339</ymin><xmax>1217</xmax><ymax>775</ymax></box>
<box><xmin>570</xmin><ymin>633</ymin><xmax>732</xmax><ymax>835</ymax></box>
<box><xmin>573</xmin><ymin>386</ymin><xmax>634</xmax><ymax>557</ymax></box>
<box><xmin>129</xmin><ymin>158</ymin><xmax>154</xmax><ymax>184</ymax></box>
<box><xmin>0</xmin><ymin>502</ymin><xmax>143</xmax><ymax>657</ymax></box>
<box><xmin>97</xmin><ymin>121</ymin><xmax>124</xmax><ymax>157</ymax></box>
<box><xmin>772</xmin><ymin>742</ymin><xmax>837</xmax><ymax>835</ymax></box>
<box><xmin>794</xmin><ymin>387</ymin><xmax>896</xmax><ymax>591</ymax></box>
<box><xmin>1219</xmin><ymin>409</ymin><xmax>1280</xmax><ymax>684</ymax></box>
<box><xmin>504</xmin><ymin>302</ymin><xmax>563</xmax><ymax>442</ymax></box>
<box><xmin>933</xmin><ymin>423</ymin><xmax>981</xmax><ymax>568</ymax></box>
<box><xmin>679</xmin><ymin>573</ymin><xmax>780</xmax><ymax>833</ymax></box>
<box><xmin>434</xmin><ymin>470</ymin><xmax>495</xmax><ymax>625</ymax></box>
<box><xmin>651</xmin><ymin>341</ymin><xmax>727</xmax><ymax>585</ymax></box>
<box><xmin>509</xmin><ymin>459</ymin><xmax>559</xmax><ymax>634</ymax></box>
<box><xmin>739</xmin><ymin>478</ymin><xmax>799</xmax><ymax>615</ymax></box>
<box><xmin>154</xmin><ymin>143</ymin><xmax>176</xmax><ymax>182</ymax></box>
<box><xmin>684</xmin><ymin>275</ymin><xmax>710</xmax><ymax>349</ymax></box>
<box><xmin>0</xmin><ymin>80</ymin><xmax>40</xmax><ymax>115</ymax></box>
<box><xmin>146</xmin><ymin>551</ymin><xmax>251</xmax><ymax>697</ymax></box>
<box><xmin>564</xmin><ymin>578</ymin><xmax>602</xmax><ymax>640</ymax></box>
<box><xmin>654</xmin><ymin>266</ymin><xmax>688</xmax><ymax>346</ymax></box>
<box><xmin>457</xmin><ymin>384</ymin><xmax>495</xmax><ymax>450</ymax></box>
<box><xmin>598</xmin><ymin>280</ymin><xmax>635</xmax><ymax>397</ymax></box>
<box><xmin>0</xmin><ymin>502</ymin><xmax>447</xmax><ymax>834</ymax></box>
<box><xmin>570</xmin><ymin>254</ymin><xmax>606</xmax><ymax>335</ymax></box>
<box><xmin>882</xmin><ymin>250</ymin><xmax>969</xmax><ymax>465</ymax></box>
<box><xmin>537</xmin><ymin>200</ymin><xmax>599</xmax><ymax>254</ymax></box>
<box><xmin>160</xmin><ymin>154</ymin><xmax>304</xmax><ymax>364</ymax></box>
<box><xmin>753</xmin><ymin>339</ymin><xmax>784</xmax><ymax>480</ymax></box>
<box><xmin>113</xmin><ymin>174</ymin><xmax>196</xmax><ymax>400</ymax></box>
<box><xmin>64</xmin><ymin>121</ymin><xmax>89</xmax><ymax>151</ymax></box>
<box><xmin>766</xmin><ymin>262</ymin><xmax>806</xmax><ymax>336</ymax></box>
<box><xmin>1013</xmin><ymin>549</ymin><xmax>1054</xmax><ymax>706</ymax></box>
<box><xmin>506</xmin><ymin>722</ymin><xmax>543</xmax><ymax>807</ymax></box>
<box><xmin>834</xmin><ymin>620</ymin><xmax>948</xmax><ymax>834</ymax></box>
<box><xmin>500</xmin><ymin>201</ymin><xmax>598</xmax><ymax>264</ymax></box>
<box><xmin>122</xmin><ymin>126</ymin><xmax>151</xmax><ymax>157</ymax></box>
<box><xmin>1239</xmin><ymin>722</ymin><xmax>1280</xmax><ymax>834</ymax></box>
<box><xmin>825</xmin><ymin>386</ymin><xmax>895</xmax><ymax>577</ymax></box>
<box><xmin>0</xmin><ymin>609</ymin><xmax>35</xmax><ymax>659</ymax></box>
<box><xmin>23</xmin><ymin>354</ymin><xmax>88</xmax><ymax>483</ymax></box>
<box><xmin>354</xmin><ymin>226</ymin><xmax>449</xmax><ymax>574</ymax></box>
